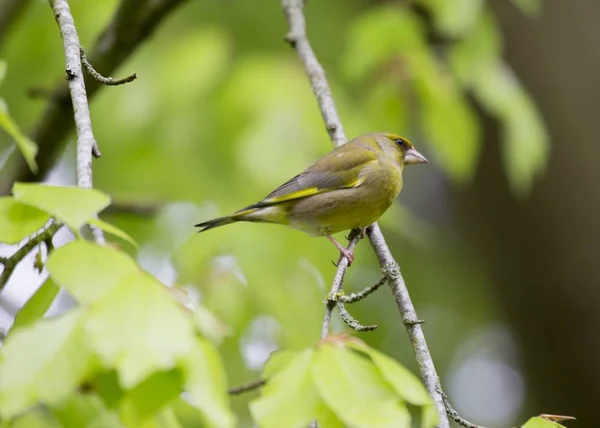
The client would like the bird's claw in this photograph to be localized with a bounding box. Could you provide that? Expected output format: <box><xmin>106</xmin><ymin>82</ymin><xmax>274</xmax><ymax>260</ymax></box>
<box><xmin>337</xmin><ymin>248</ymin><xmax>355</xmax><ymax>267</ymax></box>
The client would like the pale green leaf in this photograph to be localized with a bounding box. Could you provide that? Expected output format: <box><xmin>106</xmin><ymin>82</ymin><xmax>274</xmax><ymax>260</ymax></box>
<box><xmin>422</xmin><ymin>405</ymin><xmax>439</xmax><ymax>428</ymax></box>
<box><xmin>12</xmin><ymin>183</ymin><xmax>110</xmax><ymax>232</ymax></box>
<box><xmin>0</xmin><ymin>197</ymin><xmax>49</xmax><ymax>244</ymax></box>
<box><xmin>315</xmin><ymin>400</ymin><xmax>344</xmax><ymax>428</ymax></box>
<box><xmin>521</xmin><ymin>416</ymin><xmax>567</xmax><ymax>428</ymax></box>
<box><xmin>5</xmin><ymin>409</ymin><xmax>61</xmax><ymax>428</ymax></box>
<box><xmin>415</xmin><ymin>60</ymin><xmax>481</xmax><ymax>182</ymax></box>
<box><xmin>262</xmin><ymin>349</ymin><xmax>299</xmax><ymax>379</ymax></box>
<box><xmin>472</xmin><ymin>64</ymin><xmax>549</xmax><ymax>194</ymax></box>
<box><xmin>88</xmin><ymin>218</ymin><xmax>138</xmax><ymax>249</ymax></box>
<box><xmin>11</xmin><ymin>278</ymin><xmax>60</xmax><ymax>331</ymax></box>
<box><xmin>311</xmin><ymin>344</ymin><xmax>411</xmax><ymax>428</ymax></box>
<box><xmin>0</xmin><ymin>101</ymin><xmax>38</xmax><ymax>173</ymax></box>
<box><xmin>342</xmin><ymin>8</ymin><xmax>426</xmax><ymax>82</ymax></box>
<box><xmin>47</xmin><ymin>240</ymin><xmax>140</xmax><ymax>304</ymax></box>
<box><xmin>154</xmin><ymin>407</ymin><xmax>184</xmax><ymax>428</ymax></box>
<box><xmin>419</xmin><ymin>0</ymin><xmax>484</xmax><ymax>36</ymax></box>
<box><xmin>349</xmin><ymin>343</ymin><xmax>432</xmax><ymax>406</ymax></box>
<box><xmin>0</xmin><ymin>310</ymin><xmax>96</xmax><ymax>418</ymax></box>
<box><xmin>192</xmin><ymin>304</ymin><xmax>231</xmax><ymax>344</ymax></box>
<box><xmin>52</xmin><ymin>394</ymin><xmax>123</xmax><ymax>428</ymax></box>
<box><xmin>250</xmin><ymin>349</ymin><xmax>320</xmax><ymax>428</ymax></box>
<box><xmin>85</xmin><ymin>272</ymin><xmax>195</xmax><ymax>387</ymax></box>
<box><xmin>511</xmin><ymin>0</ymin><xmax>541</xmax><ymax>17</ymax></box>
<box><xmin>449</xmin><ymin>11</ymin><xmax>502</xmax><ymax>85</ymax></box>
<box><xmin>182</xmin><ymin>338</ymin><xmax>235</xmax><ymax>428</ymax></box>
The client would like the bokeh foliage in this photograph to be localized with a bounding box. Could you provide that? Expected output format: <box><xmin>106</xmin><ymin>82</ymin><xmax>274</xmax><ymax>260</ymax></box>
<box><xmin>0</xmin><ymin>0</ymin><xmax>553</xmax><ymax>426</ymax></box>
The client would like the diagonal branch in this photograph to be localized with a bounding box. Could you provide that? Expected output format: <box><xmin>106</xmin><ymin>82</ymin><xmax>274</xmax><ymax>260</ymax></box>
<box><xmin>49</xmin><ymin>0</ymin><xmax>105</xmax><ymax>243</ymax></box>
<box><xmin>0</xmin><ymin>0</ymin><xmax>189</xmax><ymax>195</ymax></box>
<box><xmin>281</xmin><ymin>0</ymin><xmax>449</xmax><ymax>426</ymax></box>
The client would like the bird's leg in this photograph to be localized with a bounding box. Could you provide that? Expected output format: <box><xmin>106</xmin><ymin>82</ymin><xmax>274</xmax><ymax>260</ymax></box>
<box><xmin>325</xmin><ymin>233</ymin><xmax>354</xmax><ymax>266</ymax></box>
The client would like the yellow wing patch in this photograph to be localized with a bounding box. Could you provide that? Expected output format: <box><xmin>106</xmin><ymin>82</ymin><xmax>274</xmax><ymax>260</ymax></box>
<box><xmin>263</xmin><ymin>175</ymin><xmax>367</xmax><ymax>204</ymax></box>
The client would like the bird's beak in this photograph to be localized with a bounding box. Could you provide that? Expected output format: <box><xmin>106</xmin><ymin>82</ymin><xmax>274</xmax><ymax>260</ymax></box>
<box><xmin>404</xmin><ymin>148</ymin><xmax>428</xmax><ymax>165</ymax></box>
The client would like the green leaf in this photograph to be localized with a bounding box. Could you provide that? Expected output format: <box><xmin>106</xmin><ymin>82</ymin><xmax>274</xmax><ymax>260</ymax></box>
<box><xmin>0</xmin><ymin>310</ymin><xmax>96</xmax><ymax>418</ymax></box>
<box><xmin>250</xmin><ymin>349</ymin><xmax>320</xmax><ymax>428</ymax></box>
<box><xmin>5</xmin><ymin>409</ymin><xmax>61</xmax><ymax>428</ymax></box>
<box><xmin>128</xmin><ymin>370</ymin><xmax>183</xmax><ymax>419</ymax></box>
<box><xmin>192</xmin><ymin>304</ymin><xmax>231</xmax><ymax>344</ymax></box>
<box><xmin>342</xmin><ymin>8</ymin><xmax>426</xmax><ymax>82</ymax></box>
<box><xmin>419</xmin><ymin>0</ymin><xmax>484</xmax><ymax>36</ymax></box>
<box><xmin>47</xmin><ymin>240</ymin><xmax>140</xmax><ymax>305</ymax></box>
<box><xmin>52</xmin><ymin>393</ymin><xmax>123</xmax><ymax>428</ymax></box>
<box><xmin>85</xmin><ymin>272</ymin><xmax>195</xmax><ymax>388</ymax></box>
<box><xmin>511</xmin><ymin>0</ymin><xmax>541</xmax><ymax>17</ymax></box>
<box><xmin>182</xmin><ymin>338</ymin><xmax>235</xmax><ymax>428</ymax></box>
<box><xmin>12</xmin><ymin>183</ymin><xmax>110</xmax><ymax>232</ymax></box>
<box><xmin>262</xmin><ymin>349</ymin><xmax>299</xmax><ymax>379</ymax></box>
<box><xmin>521</xmin><ymin>416</ymin><xmax>567</xmax><ymax>428</ymax></box>
<box><xmin>415</xmin><ymin>60</ymin><xmax>481</xmax><ymax>182</ymax></box>
<box><xmin>11</xmin><ymin>278</ymin><xmax>60</xmax><ymax>331</ymax></box>
<box><xmin>311</xmin><ymin>344</ymin><xmax>411</xmax><ymax>428</ymax></box>
<box><xmin>0</xmin><ymin>100</ymin><xmax>38</xmax><ymax>173</ymax></box>
<box><xmin>88</xmin><ymin>218</ymin><xmax>138</xmax><ymax>249</ymax></box>
<box><xmin>0</xmin><ymin>197</ymin><xmax>49</xmax><ymax>244</ymax></box>
<box><xmin>472</xmin><ymin>64</ymin><xmax>549</xmax><ymax>194</ymax></box>
<box><xmin>349</xmin><ymin>343</ymin><xmax>431</xmax><ymax>406</ymax></box>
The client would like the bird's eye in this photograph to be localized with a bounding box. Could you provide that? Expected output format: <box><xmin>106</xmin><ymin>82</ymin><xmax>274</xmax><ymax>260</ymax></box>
<box><xmin>395</xmin><ymin>138</ymin><xmax>405</xmax><ymax>147</ymax></box>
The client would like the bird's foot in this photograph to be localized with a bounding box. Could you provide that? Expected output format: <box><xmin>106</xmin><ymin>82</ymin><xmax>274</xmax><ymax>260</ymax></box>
<box><xmin>336</xmin><ymin>248</ymin><xmax>355</xmax><ymax>266</ymax></box>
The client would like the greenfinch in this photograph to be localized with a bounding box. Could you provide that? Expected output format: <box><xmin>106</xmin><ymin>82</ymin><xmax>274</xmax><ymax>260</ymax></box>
<box><xmin>195</xmin><ymin>132</ymin><xmax>427</xmax><ymax>264</ymax></box>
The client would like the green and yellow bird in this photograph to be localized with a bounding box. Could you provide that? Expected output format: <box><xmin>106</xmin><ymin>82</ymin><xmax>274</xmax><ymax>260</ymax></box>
<box><xmin>195</xmin><ymin>132</ymin><xmax>428</xmax><ymax>264</ymax></box>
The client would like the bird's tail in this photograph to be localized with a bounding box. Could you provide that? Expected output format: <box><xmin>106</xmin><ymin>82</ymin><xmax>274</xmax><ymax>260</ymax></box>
<box><xmin>195</xmin><ymin>206</ymin><xmax>267</xmax><ymax>232</ymax></box>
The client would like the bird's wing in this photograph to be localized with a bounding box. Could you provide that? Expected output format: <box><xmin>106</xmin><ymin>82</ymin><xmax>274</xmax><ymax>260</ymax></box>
<box><xmin>243</xmin><ymin>143</ymin><xmax>379</xmax><ymax>210</ymax></box>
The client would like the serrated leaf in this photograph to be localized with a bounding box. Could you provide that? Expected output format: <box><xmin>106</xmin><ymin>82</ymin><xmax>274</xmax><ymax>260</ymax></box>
<box><xmin>0</xmin><ymin>310</ymin><xmax>95</xmax><ymax>418</ymax></box>
<box><xmin>311</xmin><ymin>344</ymin><xmax>410</xmax><ymax>428</ymax></box>
<box><xmin>511</xmin><ymin>0</ymin><xmax>541</xmax><ymax>17</ymax></box>
<box><xmin>88</xmin><ymin>218</ymin><xmax>138</xmax><ymax>249</ymax></box>
<box><xmin>419</xmin><ymin>0</ymin><xmax>484</xmax><ymax>37</ymax></box>
<box><xmin>11</xmin><ymin>278</ymin><xmax>60</xmax><ymax>331</ymax></box>
<box><xmin>85</xmin><ymin>272</ymin><xmax>195</xmax><ymax>388</ymax></box>
<box><xmin>47</xmin><ymin>240</ymin><xmax>140</xmax><ymax>304</ymax></box>
<box><xmin>13</xmin><ymin>183</ymin><xmax>110</xmax><ymax>232</ymax></box>
<box><xmin>0</xmin><ymin>197</ymin><xmax>49</xmax><ymax>244</ymax></box>
<box><xmin>0</xmin><ymin>101</ymin><xmax>38</xmax><ymax>173</ymax></box>
<box><xmin>182</xmin><ymin>338</ymin><xmax>235</xmax><ymax>428</ymax></box>
<box><xmin>349</xmin><ymin>343</ymin><xmax>431</xmax><ymax>406</ymax></box>
<box><xmin>52</xmin><ymin>393</ymin><xmax>123</xmax><ymax>428</ymax></box>
<box><xmin>521</xmin><ymin>416</ymin><xmax>566</xmax><ymax>428</ymax></box>
<box><xmin>250</xmin><ymin>349</ymin><xmax>320</xmax><ymax>428</ymax></box>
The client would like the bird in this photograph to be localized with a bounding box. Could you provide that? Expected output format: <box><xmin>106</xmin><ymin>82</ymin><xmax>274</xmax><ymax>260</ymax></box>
<box><xmin>195</xmin><ymin>132</ymin><xmax>428</xmax><ymax>265</ymax></box>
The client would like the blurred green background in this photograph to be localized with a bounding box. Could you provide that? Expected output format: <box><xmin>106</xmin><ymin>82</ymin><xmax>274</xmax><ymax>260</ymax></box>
<box><xmin>1</xmin><ymin>0</ymin><xmax>598</xmax><ymax>426</ymax></box>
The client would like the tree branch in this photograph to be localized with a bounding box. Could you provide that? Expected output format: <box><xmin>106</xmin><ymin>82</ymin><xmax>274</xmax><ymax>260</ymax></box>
<box><xmin>49</xmin><ymin>0</ymin><xmax>105</xmax><ymax>243</ymax></box>
<box><xmin>80</xmin><ymin>47</ymin><xmax>137</xmax><ymax>86</ymax></box>
<box><xmin>228</xmin><ymin>379</ymin><xmax>266</xmax><ymax>396</ymax></box>
<box><xmin>0</xmin><ymin>0</ymin><xmax>189</xmax><ymax>195</ymax></box>
<box><xmin>0</xmin><ymin>222</ymin><xmax>62</xmax><ymax>292</ymax></box>
<box><xmin>281</xmin><ymin>1</ymin><xmax>450</xmax><ymax>426</ymax></box>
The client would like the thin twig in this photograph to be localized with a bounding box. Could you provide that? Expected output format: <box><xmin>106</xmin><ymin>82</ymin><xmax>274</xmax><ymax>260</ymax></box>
<box><xmin>280</xmin><ymin>1</ymin><xmax>450</xmax><ymax>426</ymax></box>
<box><xmin>0</xmin><ymin>222</ymin><xmax>62</xmax><ymax>292</ymax></box>
<box><xmin>228</xmin><ymin>379</ymin><xmax>266</xmax><ymax>396</ymax></box>
<box><xmin>438</xmin><ymin>387</ymin><xmax>488</xmax><ymax>428</ymax></box>
<box><xmin>337</xmin><ymin>303</ymin><xmax>378</xmax><ymax>332</ymax></box>
<box><xmin>320</xmin><ymin>229</ymin><xmax>361</xmax><ymax>340</ymax></box>
<box><xmin>80</xmin><ymin>47</ymin><xmax>137</xmax><ymax>86</ymax></box>
<box><xmin>49</xmin><ymin>0</ymin><xmax>106</xmax><ymax>243</ymax></box>
<box><xmin>332</xmin><ymin>274</ymin><xmax>388</xmax><ymax>303</ymax></box>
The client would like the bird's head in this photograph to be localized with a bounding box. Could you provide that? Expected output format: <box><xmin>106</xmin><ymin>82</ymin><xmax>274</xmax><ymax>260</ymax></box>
<box><xmin>374</xmin><ymin>133</ymin><xmax>428</xmax><ymax>166</ymax></box>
